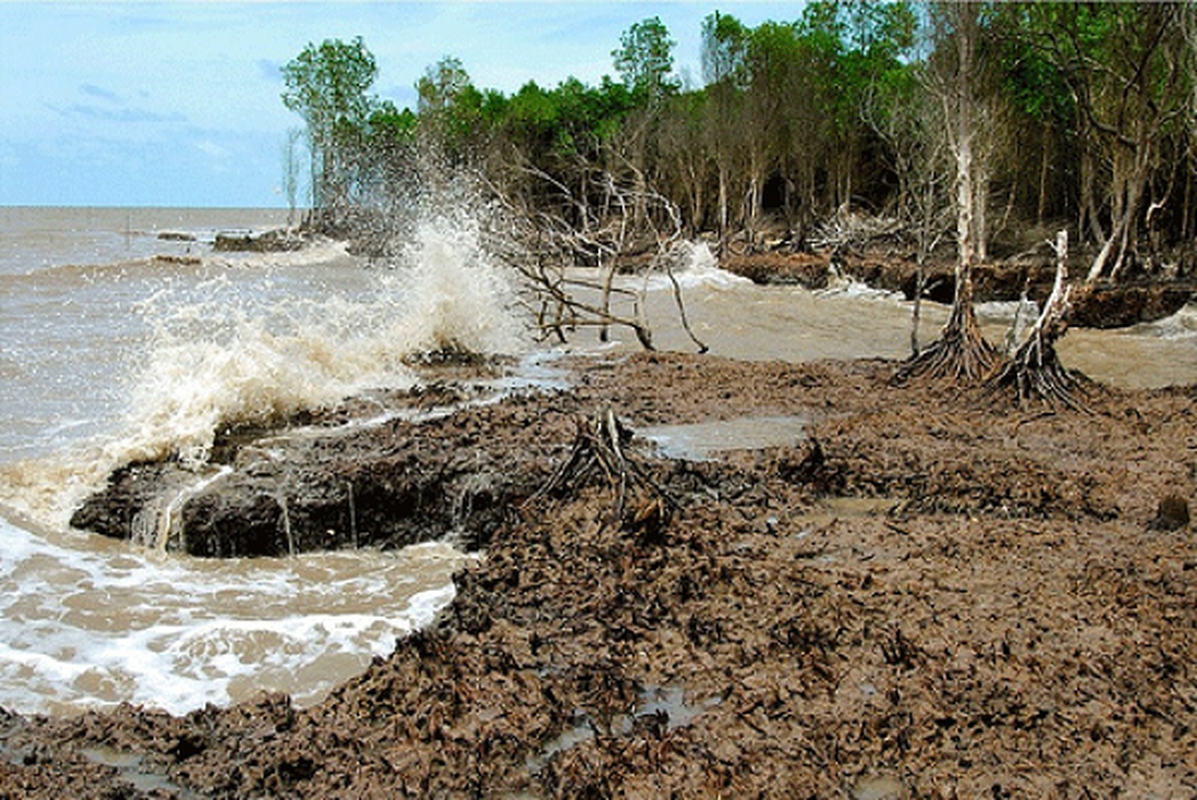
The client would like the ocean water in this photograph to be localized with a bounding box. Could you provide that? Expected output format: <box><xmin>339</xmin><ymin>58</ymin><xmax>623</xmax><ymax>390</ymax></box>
<box><xmin>0</xmin><ymin>206</ymin><xmax>517</xmax><ymax>714</ymax></box>
<box><xmin>1</xmin><ymin>205</ymin><xmax>1193</xmax><ymax>717</ymax></box>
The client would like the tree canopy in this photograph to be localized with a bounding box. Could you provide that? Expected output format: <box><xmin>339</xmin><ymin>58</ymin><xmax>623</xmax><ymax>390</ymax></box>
<box><xmin>280</xmin><ymin>4</ymin><xmax>1197</xmax><ymax>277</ymax></box>
<box><xmin>281</xmin><ymin>36</ymin><xmax>380</xmax><ymax>218</ymax></box>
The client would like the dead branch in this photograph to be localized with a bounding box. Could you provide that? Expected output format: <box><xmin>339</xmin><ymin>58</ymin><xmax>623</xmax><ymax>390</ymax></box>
<box><xmin>494</xmin><ymin>162</ymin><xmax>707</xmax><ymax>353</ymax></box>
<box><xmin>809</xmin><ymin>206</ymin><xmax>906</xmax><ymax>252</ymax></box>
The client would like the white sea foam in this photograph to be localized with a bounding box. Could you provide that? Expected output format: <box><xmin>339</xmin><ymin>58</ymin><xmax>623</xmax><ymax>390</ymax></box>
<box><xmin>643</xmin><ymin>240</ymin><xmax>752</xmax><ymax>290</ymax></box>
<box><xmin>817</xmin><ymin>275</ymin><xmax>902</xmax><ymax>301</ymax></box>
<box><xmin>976</xmin><ymin>299</ymin><xmax>1040</xmax><ymax>322</ymax></box>
<box><xmin>111</xmin><ymin>215</ymin><xmax>525</xmax><ymax>468</ymax></box>
<box><xmin>384</xmin><ymin>215</ymin><xmax>526</xmax><ymax>355</ymax></box>
<box><xmin>1133</xmin><ymin>300</ymin><xmax>1197</xmax><ymax>340</ymax></box>
<box><xmin>0</xmin><ymin>512</ymin><xmax>469</xmax><ymax>715</ymax></box>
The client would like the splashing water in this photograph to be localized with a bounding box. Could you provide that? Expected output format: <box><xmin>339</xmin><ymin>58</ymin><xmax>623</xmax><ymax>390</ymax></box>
<box><xmin>385</xmin><ymin>215</ymin><xmax>526</xmax><ymax>357</ymax></box>
<box><xmin>116</xmin><ymin>214</ymin><xmax>526</xmax><ymax>469</ymax></box>
<box><xmin>0</xmin><ymin>205</ymin><xmax>521</xmax><ymax>715</ymax></box>
<box><xmin>645</xmin><ymin>240</ymin><xmax>751</xmax><ymax>291</ymax></box>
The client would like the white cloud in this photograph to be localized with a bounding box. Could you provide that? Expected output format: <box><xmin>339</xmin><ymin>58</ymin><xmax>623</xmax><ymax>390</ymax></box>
<box><xmin>195</xmin><ymin>139</ymin><xmax>231</xmax><ymax>160</ymax></box>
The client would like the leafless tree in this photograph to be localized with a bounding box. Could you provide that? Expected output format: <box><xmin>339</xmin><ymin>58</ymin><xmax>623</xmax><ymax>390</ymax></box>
<box><xmin>987</xmin><ymin>230</ymin><xmax>1084</xmax><ymax>409</ymax></box>
<box><xmin>895</xmin><ymin>4</ymin><xmax>998</xmax><ymax>384</ymax></box>
<box><xmin>497</xmin><ymin>163</ymin><xmax>706</xmax><ymax>353</ymax></box>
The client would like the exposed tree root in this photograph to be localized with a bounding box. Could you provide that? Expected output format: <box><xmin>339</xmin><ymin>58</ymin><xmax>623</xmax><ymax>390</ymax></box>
<box><xmin>525</xmin><ymin>409</ymin><xmax>677</xmax><ymax>536</ymax></box>
<box><xmin>986</xmin><ymin>340</ymin><xmax>1086</xmax><ymax>411</ymax></box>
<box><xmin>893</xmin><ymin>278</ymin><xmax>998</xmax><ymax>386</ymax></box>
<box><xmin>986</xmin><ymin>232</ymin><xmax>1088</xmax><ymax>412</ymax></box>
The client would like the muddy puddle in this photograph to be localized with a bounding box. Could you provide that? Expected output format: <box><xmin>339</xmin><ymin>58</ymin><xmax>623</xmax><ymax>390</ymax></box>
<box><xmin>639</xmin><ymin>415</ymin><xmax>810</xmax><ymax>459</ymax></box>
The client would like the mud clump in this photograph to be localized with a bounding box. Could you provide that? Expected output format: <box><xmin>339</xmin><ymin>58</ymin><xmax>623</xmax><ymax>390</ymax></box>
<box><xmin>1151</xmin><ymin>493</ymin><xmax>1191</xmax><ymax>531</ymax></box>
<box><xmin>6</xmin><ymin>352</ymin><xmax>1197</xmax><ymax>797</ymax></box>
<box><xmin>70</xmin><ymin>381</ymin><xmax>575</xmax><ymax>557</ymax></box>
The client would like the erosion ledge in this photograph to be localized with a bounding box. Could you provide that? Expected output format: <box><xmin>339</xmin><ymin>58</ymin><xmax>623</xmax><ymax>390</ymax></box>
<box><xmin>6</xmin><ymin>351</ymin><xmax>1197</xmax><ymax>797</ymax></box>
<box><xmin>721</xmin><ymin>249</ymin><xmax>1194</xmax><ymax>328</ymax></box>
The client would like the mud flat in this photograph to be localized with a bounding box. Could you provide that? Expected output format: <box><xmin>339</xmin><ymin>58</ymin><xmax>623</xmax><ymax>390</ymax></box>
<box><xmin>3</xmin><ymin>351</ymin><xmax>1196</xmax><ymax>797</ymax></box>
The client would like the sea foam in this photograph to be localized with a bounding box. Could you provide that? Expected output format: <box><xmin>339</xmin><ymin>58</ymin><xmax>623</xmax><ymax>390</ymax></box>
<box><xmin>0</xmin><ymin>511</ymin><xmax>468</xmax><ymax>715</ymax></box>
<box><xmin>116</xmin><ymin>214</ymin><xmax>525</xmax><ymax>468</ymax></box>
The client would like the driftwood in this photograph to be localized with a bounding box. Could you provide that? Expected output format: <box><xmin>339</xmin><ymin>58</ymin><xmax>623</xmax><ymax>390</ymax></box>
<box><xmin>516</xmin><ymin>251</ymin><xmax>656</xmax><ymax>350</ymax></box>
<box><xmin>987</xmin><ymin>230</ymin><xmax>1086</xmax><ymax>411</ymax></box>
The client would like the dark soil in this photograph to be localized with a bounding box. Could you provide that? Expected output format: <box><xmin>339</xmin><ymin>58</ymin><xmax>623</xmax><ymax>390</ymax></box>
<box><xmin>4</xmin><ymin>352</ymin><xmax>1197</xmax><ymax>797</ymax></box>
<box><xmin>721</xmin><ymin>248</ymin><xmax>1194</xmax><ymax>328</ymax></box>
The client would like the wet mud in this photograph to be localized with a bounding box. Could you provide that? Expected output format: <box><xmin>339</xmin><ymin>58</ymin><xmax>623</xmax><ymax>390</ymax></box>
<box><xmin>4</xmin><ymin>352</ymin><xmax>1197</xmax><ymax>797</ymax></box>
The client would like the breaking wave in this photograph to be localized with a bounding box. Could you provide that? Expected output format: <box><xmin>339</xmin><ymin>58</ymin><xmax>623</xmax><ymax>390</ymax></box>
<box><xmin>117</xmin><ymin>214</ymin><xmax>526</xmax><ymax>468</ymax></box>
<box><xmin>0</xmin><ymin>511</ymin><xmax>469</xmax><ymax>715</ymax></box>
<box><xmin>644</xmin><ymin>240</ymin><xmax>752</xmax><ymax>290</ymax></box>
<box><xmin>1133</xmin><ymin>300</ymin><xmax>1197</xmax><ymax>340</ymax></box>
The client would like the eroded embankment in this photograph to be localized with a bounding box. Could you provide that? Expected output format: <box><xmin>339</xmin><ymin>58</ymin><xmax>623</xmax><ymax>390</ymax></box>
<box><xmin>4</xmin><ymin>352</ymin><xmax>1197</xmax><ymax>797</ymax></box>
<box><xmin>69</xmin><ymin>366</ymin><xmax>575</xmax><ymax>557</ymax></box>
<box><xmin>721</xmin><ymin>248</ymin><xmax>1194</xmax><ymax>328</ymax></box>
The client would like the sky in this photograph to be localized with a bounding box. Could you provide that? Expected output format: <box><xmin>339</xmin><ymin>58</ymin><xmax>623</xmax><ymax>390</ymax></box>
<box><xmin>0</xmin><ymin>2</ymin><xmax>797</xmax><ymax>208</ymax></box>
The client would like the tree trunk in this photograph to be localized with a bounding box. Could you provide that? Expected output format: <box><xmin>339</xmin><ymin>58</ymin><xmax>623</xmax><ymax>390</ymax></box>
<box><xmin>987</xmin><ymin>230</ymin><xmax>1084</xmax><ymax>410</ymax></box>
<box><xmin>1087</xmin><ymin>143</ymin><xmax>1151</xmax><ymax>281</ymax></box>
<box><xmin>1037</xmin><ymin>135</ymin><xmax>1050</xmax><ymax>226</ymax></box>
<box><xmin>717</xmin><ymin>165</ymin><xmax>729</xmax><ymax>253</ymax></box>
<box><xmin>894</xmin><ymin>4</ymin><xmax>997</xmax><ymax>386</ymax></box>
<box><xmin>973</xmin><ymin>160</ymin><xmax>989</xmax><ymax>263</ymax></box>
<box><xmin>1183</xmin><ymin>165</ymin><xmax>1192</xmax><ymax>241</ymax></box>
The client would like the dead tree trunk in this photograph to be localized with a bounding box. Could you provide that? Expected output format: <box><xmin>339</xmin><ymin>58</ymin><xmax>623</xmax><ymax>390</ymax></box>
<box><xmin>987</xmin><ymin>231</ymin><xmax>1085</xmax><ymax>410</ymax></box>
<box><xmin>893</xmin><ymin>139</ymin><xmax>997</xmax><ymax>381</ymax></box>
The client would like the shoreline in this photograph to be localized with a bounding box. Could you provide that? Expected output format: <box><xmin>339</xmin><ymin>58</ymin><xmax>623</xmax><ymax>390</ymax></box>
<box><xmin>3</xmin><ymin>351</ymin><xmax>1195</xmax><ymax>796</ymax></box>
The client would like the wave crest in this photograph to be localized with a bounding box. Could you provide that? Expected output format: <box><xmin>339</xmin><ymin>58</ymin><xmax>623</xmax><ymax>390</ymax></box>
<box><xmin>118</xmin><ymin>214</ymin><xmax>525</xmax><ymax>467</ymax></box>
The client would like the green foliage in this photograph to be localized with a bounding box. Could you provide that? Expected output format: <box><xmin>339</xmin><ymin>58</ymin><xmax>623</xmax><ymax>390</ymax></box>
<box><xmin>281</xmin><ymin>36</ymin><xmax>380</xmax><ymax>212</ymax></box>
<box><xmin>282</xmin><ymin>36</ymin><xmax>378</xmax><ymax>147</ymax></box>
<box><xmin>701</xmin><ymin>11</ymin><xmax>749</xmax><ymax>87</ymax></box>
<box><xmin>281</xmin><ymin>4</ymin><xmax>1197</xmax><ymax>257</ymax></box>
<box><xmin>612</xmin><ymin>16</ymin><xmax>679</xmax><ymax>102</ymax></box>
<box><xmin>417</xmin><ymin>56</ymin><xmax>470</xmax><ymax>115</ymax></box>
<box><xmin>368</xmin><ymin>102</ymin><xmax>418</xmax><ymax>145</ymax></box>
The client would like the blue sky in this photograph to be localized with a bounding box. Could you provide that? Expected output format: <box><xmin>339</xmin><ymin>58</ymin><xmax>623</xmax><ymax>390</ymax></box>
<box><xmin>0</xmin><ymin>2</ymin><xmax>795</xmax><ymax>208</ymax></box>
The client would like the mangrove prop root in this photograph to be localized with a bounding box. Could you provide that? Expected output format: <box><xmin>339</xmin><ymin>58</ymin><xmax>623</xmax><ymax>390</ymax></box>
<box><xmin>892</xmin><ymin>303</ymin><xmax>998</xmax><ymax>386</ymax></box>
<box><xmin>986</xmin><ymin>231</ymin><xmax>1088</xmax><ymax>412</ymax></box>
<box><xmin>526</xmin><ymin>408</ymin><xmax>677</xmax><ymax>532</ymax></box>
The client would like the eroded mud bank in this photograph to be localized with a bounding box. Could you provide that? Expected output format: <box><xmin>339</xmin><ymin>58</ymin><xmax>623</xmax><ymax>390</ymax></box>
<box><xmin>4</xmin><ymin>352</ymin><xmax>1196</xmax><ymax>797</ymax></box>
